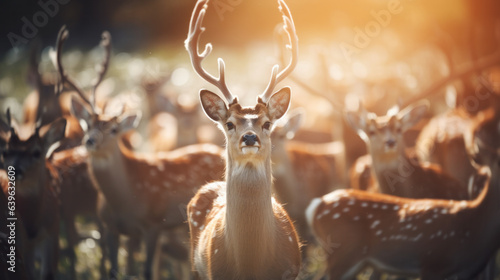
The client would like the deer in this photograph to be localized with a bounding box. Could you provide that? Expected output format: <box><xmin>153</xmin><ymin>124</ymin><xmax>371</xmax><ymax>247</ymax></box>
<box><xmin>54</xmin><ymin>26</ymin><xmax>226</xmax><ymax>279</ymax></box>
<box><xmin>415</xmin><ymin>74</ymin><xmax>500</xmax><ymax>191</ymax></box>
<box><xmin>345</xmin><ymin>100</ymin><xmax>470</xmax><ymax>200</ymax></box>
<box><xmin>0</xmin><ymin>108</ymin><xmax>66</xmax><ymax>280</ymax></box>
<box><xmin>185</xmin><ymin>0</ymin><xmax>302</xmax><ymax>279</ymax></box>
<box><xmin>271</xmin><ymin>108</ymin><xmax>346</xmax><ymax>246</ymax></box>
<box><xmin>306</xmin><ymin>106</ymin><xmax>500</xmax><ymax>280</ymax></box>
<box><xmin>141</xmin><ymin>75</ymin><xmax>201</xmax><ymax>151</ymax></box>
<box><xmin>22</xmin><ymin>43</ymin><xmax>84</xmax><ymax>152</ymax></box>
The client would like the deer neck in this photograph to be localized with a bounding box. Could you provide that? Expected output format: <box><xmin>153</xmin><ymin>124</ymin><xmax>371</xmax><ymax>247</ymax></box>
<box><xmin>368</xmin><ymin>145</ymin><xmax>405</xmax><ymax>186</ymax></box>
<box><xmin>225</xmin><ymin>152</ymin><xmax>277</xmax><ymax>271</ymax></box>
<box><xmin>88</xmin><ymin>137</ymin><xmax>134</xmax><ymax>211</ymax></box>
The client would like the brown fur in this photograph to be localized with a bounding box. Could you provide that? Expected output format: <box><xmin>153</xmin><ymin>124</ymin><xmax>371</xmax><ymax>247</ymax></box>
<box><xmin>188</xmin><ymin>88</ymin><xmax>301</xmax><ymax>280</ymax></box>
<box><xmin>309</xmin><ymin>109</ymin><xmax>500</xmax><ymax>279</ymax></box>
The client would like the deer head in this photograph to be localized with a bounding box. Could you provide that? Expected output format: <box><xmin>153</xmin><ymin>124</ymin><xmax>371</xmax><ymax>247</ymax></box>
<box><xmin>2</xmin><ymin>109</ymin><xmax>66</xmax><ymax>180</ymax></box>
<box><xmin>345</xmin><ymin>100</ymin><xmax>429</xmax><ymax>156</ymax></box>
<box><xmin>186</xmin><ymin>0</ymin><xmax>298</xmax><ymax>167</ymax></box>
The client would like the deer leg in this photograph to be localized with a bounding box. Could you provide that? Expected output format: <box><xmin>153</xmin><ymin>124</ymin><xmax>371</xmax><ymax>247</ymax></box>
<box><xmin>63</xmin><ymin>214</ymin><xmax>78</xmax><ymax>280</ymax></box>
<box><xmin>41</xmin><ymin>225</ymin><xmax>59</xmax><ymax>280</ymax></box>
<box><xmin>105</xmin><ymin>229</ymin><xmax>120</xmax><ymax>280</ymax></box>
<box><xmin>144</xmin><ymin>228</ymin><xmax>160</xmax><ymax>280</ymax></box>
<box><xmin>126</xmin><ymin>236</ymin><xmax>141</xmax><ymax>276</ymax></box>
<box><xmin>97</xmin><ymin>221</ymin><xmax>107</xmax><ymax>280</ymax></box>
<box><xmin>327</xmin><ymin>254</ymin><xmax>368</xmax><ymax>280</ymax></box>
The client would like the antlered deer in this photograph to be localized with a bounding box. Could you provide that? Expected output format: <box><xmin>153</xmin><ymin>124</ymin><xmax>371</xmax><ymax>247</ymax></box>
<box><xmin>185</xmin><ymin>0</ymin><xmax>301</xmax><ymax>279</ymax></box>
<box><xmin>307</xmin><ymin>107</ymin><xmax>500</xmax><ymax>280</ymax></box>
<box><xmin>55</xmin><ymin>26</ymin><xmax>225</xmax><ymax>279</ymax></box>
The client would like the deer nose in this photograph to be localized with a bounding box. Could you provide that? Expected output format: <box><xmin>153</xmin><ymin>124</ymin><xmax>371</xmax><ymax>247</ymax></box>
<box><xmin>86</xmin><ymin>138</ymin><xmax>96</xmax><ymax>147</ymax></box>
<box><xmin>242</xmin><ymin>134</ymin><xmax>258</xmax><ymax>146</ymax></box>
<box><xmin>386</xmin><ymin>139</ymin><xmax>396</xmax><ymax>148</ymax></box>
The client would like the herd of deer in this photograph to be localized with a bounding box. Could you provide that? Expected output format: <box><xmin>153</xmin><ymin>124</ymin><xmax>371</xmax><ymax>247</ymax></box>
<box><xmin>1</xmin><ymin>0</ymin><xmax>500</xmax><ymax>280</ymax></box>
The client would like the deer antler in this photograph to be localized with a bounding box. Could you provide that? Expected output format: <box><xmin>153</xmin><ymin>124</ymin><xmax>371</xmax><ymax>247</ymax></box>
<box><xmin>185</xmin><ymin>0</ymin><xmax>235</xmax><ymax>104</ymax></box>
<box><xmin>53</xmin><ymin>26</ymin><xmax>92</xmax><ymax>110</ymax></box>
<box><xmin>91</xmin><ymin>31</ymin><xmax>112</xmax><ymax>108</ymax></box>
<box><xmin>260</xmin><ymin>0</ymin><xmax>298</xmax><ymax>102</ymax></box>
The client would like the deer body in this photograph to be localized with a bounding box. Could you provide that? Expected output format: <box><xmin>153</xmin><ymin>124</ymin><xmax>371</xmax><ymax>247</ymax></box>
<box><xmin>416</xmin><ymin>109</ymin><xmax>477</xmax><ymax>190</ymax></box>
<box><xmin>308</xmin><ymin>108</ymin><xmax>500</xmax><ymax>279</ymax></box>
<box><xmin>0</xmin><ymin>116</ymin><xmax>67</xmax><ymax>280</ymax></box>
<box><xmin>271</xmin><ymin>110</ymin><xmax>345</xmax><ymax>244</ymax></box>
<box><xmin>346</xmin><ymin>101</ymin><xmax>468</xmax><ymax>200</ymax></box>
<box><xmin>185</xmin><ymin>0</ymin><xmax>301</xmax><ymax>278</ymax></box>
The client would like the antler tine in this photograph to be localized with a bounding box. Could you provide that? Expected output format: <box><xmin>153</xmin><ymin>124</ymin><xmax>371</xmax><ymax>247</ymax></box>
<box><xmin>260</xmin><ymin>0</ymin><xmax>298</xmax><ymax>102</ymax></box>
<box><xmin>185</xmin><ymin>0</ymin><xmax>235</xmax><ymax>104</ymax></box>
<box><xmin>92</xmin><ymin>31</ymin><xmax>112</xmax><ymax>108</ymax></box>
<box><xmin>54</xmin><ymin>26</ymin><xmax>93</xmax><ymax>111</ymax></box>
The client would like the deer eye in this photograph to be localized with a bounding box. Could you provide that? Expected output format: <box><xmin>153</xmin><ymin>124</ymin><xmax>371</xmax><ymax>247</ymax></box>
<box><xmin>110</xmin><ymin>126</ymin><xmax>118</xmax><ymax>134</ymax></box>
<box><xmin>226</xmin><ymin>122</ymin><xmax>235</xmax><ymax>130</ymax></box>
<box><xmin>263</xmin><ymin>121</ymin><xmax>271</xmax><ymax>130</ymax></box>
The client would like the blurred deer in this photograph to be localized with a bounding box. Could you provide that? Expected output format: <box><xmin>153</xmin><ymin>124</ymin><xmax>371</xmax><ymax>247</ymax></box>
<box><xmin>346</xmin><ymin>101</ymin><xmax>469</xmax><ymax>200</ymax></box>
<box><xmin>22</xmin><ymin>44</ymin><xmax>84</xmax><ymax>152</ymax></box>
<box><xmin>307</xmin><ymin>106</ymin><xmax>500</xmax><ymax>279</ymax></box>
<box><xmin>1</xmin><ymin>110</ymin><xmax>66</xmax><ymax>280</ymax></box>
<box><xmin>185</xmin><ymin>0</ymin><xmax>301</xmax><ymax>278</ymax></box>
<box><xmin>271</xmin><ymin>108</ymin><xmax>346</xmax><ymax>246</ymax></box>
<box><xmin>56</xmin><ymin>25</ymin><xmax>225</xmax><ymax>279</ymax></box>
<box><xmin>141</xmin><ymin>74</ymin><xmax>202</xmax><ymax>152</ymax></box>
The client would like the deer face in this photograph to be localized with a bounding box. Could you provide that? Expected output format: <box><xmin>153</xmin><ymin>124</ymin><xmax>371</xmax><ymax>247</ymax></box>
<box><xmin>346</xmin><ymin>101</ymin><xmax>429</xmax><ymax>156</ymax></box>
<box><xmin>3</xmin><ymin>118</ymin><xmax>66</xmax><ymax>180</ymax></box>
<box><xmin>71</xmin><ymin>97</ymin><xmax>140</xmax><ymax>153</ymax></box>
<box><xmin>200</xmin><ymin>88</ymin><xmax>291</xmax><ymax>164</ymax></box>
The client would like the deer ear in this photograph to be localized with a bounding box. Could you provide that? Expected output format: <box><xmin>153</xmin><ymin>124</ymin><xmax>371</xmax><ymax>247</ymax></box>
<box><xmin>70</xmin><ymin>96</ymin><xmax>92</xmax><ymax>125</ymax></box>
<box><xmin>200</xmin><ymin>90</ymin><xmax>228</xmax><ymax>122</ymax></box>
<box><xmin>283</xmin><ymin>108</ymin><xmax>304</xmax><ymax>139</ymax></box>
<box><xmin>118</xmin><ymin>111</ymin><xmax>141</xmax><ymax>132</ymax></box>
<box><xmin>398</xmin><ymin>100</ymin><xmax>429</xmax><ymax>131</ymax></box>
<box><xmin>345</xmin><ymin>109</ymin><xmax>368</xmax><ymax>137</ymax></box>
<box><xmin>267</xmin><ymin>87</ymin><xmax>291</xmax><ymax>121</ymax></box>
<box><xmin>42</xmin><ymin>118</ymin><xmax>67</xmax><ymax>149</ymax></box>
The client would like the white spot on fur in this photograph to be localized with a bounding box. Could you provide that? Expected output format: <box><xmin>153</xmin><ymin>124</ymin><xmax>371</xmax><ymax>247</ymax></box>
<box><xmin>376</xmin><ymin>230</ymin><xmax>382</xmax><ymax>236</ymax></box>
<box><xmin>394</xmin><ymin>205</ymin><xmax>399</xmax><ymax>210</ymax></box>
<box><xmin>343</xmin><ymin>207</ymin><xmax>349</xmax><ymax>212</ymax></box>
<box><xmin>214</xmin><ymin>249</ymin><xmax>218</xmax><ymax>254</ymax></box>
<box><xmin>425</xmin><ymin>219</ymin><xmax>432</xmax><ymax>224</ymax></box>
<box><xmin>353</xmin><ymin>216</ymin><xmax>360</xmax><ymax>221</ymax></box>
<box><xmin>361</xmin><ymin>202</ymin><xmax>368</xmax><ymax>208</ymax></box>
<box><xmin>196</xmin><ymin>211</ymin><xmax>201</xmax><ymax>216</ymax></box>
<box><xmin>371</xmin><ymin>220</ymin><xmax>380</xmax><ymax>229</ymax></box>
<box><xmin>333</xmin><ymin>213</ymin><xmax>340</xmax><ymax>219</ymax></box>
